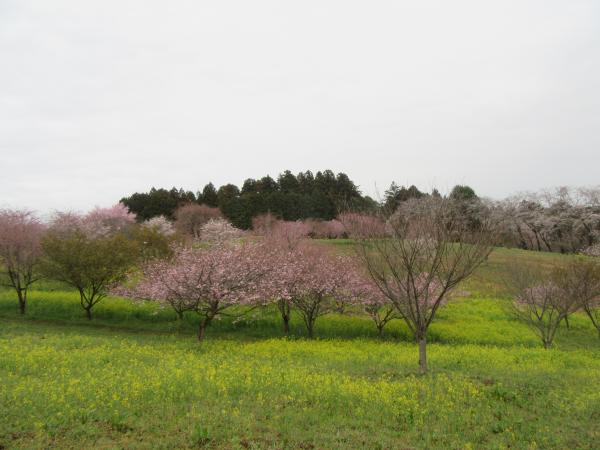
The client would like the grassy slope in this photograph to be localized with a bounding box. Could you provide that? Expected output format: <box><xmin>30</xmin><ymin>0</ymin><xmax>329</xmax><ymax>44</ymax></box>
<box><xmin>1</xmin><ymin>247</ymin><xmax>599</xmax><ymax>449</ymax></box>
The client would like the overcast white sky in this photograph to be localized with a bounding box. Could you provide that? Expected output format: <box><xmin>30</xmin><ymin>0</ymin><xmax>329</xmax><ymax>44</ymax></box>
<box><xmin>1</xmin><ymin>0</ymin><xmax>599</xmax><ymax>213</ymax></box>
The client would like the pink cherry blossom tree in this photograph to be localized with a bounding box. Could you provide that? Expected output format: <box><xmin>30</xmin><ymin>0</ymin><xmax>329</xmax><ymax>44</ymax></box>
<box><xmin>83</xmin><ymin>203</ymin><xmax>137</xmax><ymax>238</ymax></box>
<box><xmin>271</xmin><ymin>243</ymin><xmax>358</xmax><ymax>338</ymax></box>
<box><xmin>142</xmin><ymin>216</ymin><xmax>175</xmax><ymax>236</ymax></box>
<box><xmin>263</xmin><ymin>245</ymin><xmax>300</xmax><ymax>334</ymax></box>
<box><xmin>0</xmin><ymin>210</ymin><xmax>46</xmax><ymax>314</ymax></box>
<box><xmin>123</xmin><ymin>242</ymin><xmax>276</xmax><ymax>341</ymax></box>
<box><xmin>309</xmin><ymin>220</ymin><xmax>346</xmax><ymax>239</ymax></box>
<box><xmin>47</xmin><ymin>204</ymin><xmax>136</xmax><ymax>239</ymax></box>
<box><xmin>270</xmin><ymin>221</ymin><xmax>311</xmax><ymax>250</ymax></box>
<box><xmin>262</xmin><ymin>221</ymin><xmax>311</xmax><ymax>333</ymax></box>
<box><xmin>350</xmin><ymin>278</ymin><xmax>399</xmax><ymax>337</ymax></box>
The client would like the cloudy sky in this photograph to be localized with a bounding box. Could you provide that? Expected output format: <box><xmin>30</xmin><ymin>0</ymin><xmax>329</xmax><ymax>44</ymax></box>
<box><xmin>1</xmin><ymin>0</ymin><xmax>599</xmax><ymax>213</ymax></box>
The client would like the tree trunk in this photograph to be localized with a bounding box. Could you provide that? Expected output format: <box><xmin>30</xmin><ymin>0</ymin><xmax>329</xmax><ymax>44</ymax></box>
<box><xmin>306</xmin><ymin>318</ymin><xmax>315</xmax><ymax>339</ymax></box>
<box><xmin>584</xmin><ymin>309</ymin><xmax>600</xmax><ymax>338</ymax></box>
<box><xmin>283</xmin><ymin>314</ymin><xmax>290</xmax><ymax>335</ymax></box>
<box><xmin>278</xmin><ymin>300</ymin><xmax>291</xmax><ymax>335</ymax></box>
<box><xmin>418</xmin><ymin>336</ymin><xmax>427</xmax><ymax>375</ymax></box>
<box><xmin>19</xmin><ymin>300</ymin><xmax>26</xmax><ymax>314</ymax></box>
<box><xmin>79</xmin><ymin>291</ymin><xmax>92</xmax><ymax>320</ymax></box>
<box><xmin>18</xmin><ymin>291</ymin><xmax>26</xmax><ymax>315</ymax></box>
<box><xmin>198</xmin><ymin>317</ymin><xmax>212</xmax><ymax>342</ymax></box>
<box><xmin>564</xmin><ymin>315</ymin><xmax>570</xmax><ymax>329</ymax></box>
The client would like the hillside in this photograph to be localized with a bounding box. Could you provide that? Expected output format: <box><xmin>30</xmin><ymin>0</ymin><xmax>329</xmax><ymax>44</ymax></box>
<box><xmin>1</xmin><ymin>247</ymin><xmax>599</xmax><ymax>449</ymax></box>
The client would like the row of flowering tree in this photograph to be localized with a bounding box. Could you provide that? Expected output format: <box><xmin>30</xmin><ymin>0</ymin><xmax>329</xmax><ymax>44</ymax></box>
<box><xmin>115</xmin><ymin>197</ymin><xmax>499</xmax><ymax>376</ymax></box>
<box><xmin>0</xmin><ymin>204</ymin><xmax>176</xmax><ymax>318</ymax></box>
<box><xmin>120</xmin><ymin>235</ymin><xmax>361</xmax><ymax>341</ymax></box>
<box><xmin>0</xmin><ymin>204</ymin><xmax>249</xmax><ymax>318</ymax></box>
<box><xmin>3</xmin><ymin>197</ymin><xmax>600</xmax><ymax>375</ymax></box>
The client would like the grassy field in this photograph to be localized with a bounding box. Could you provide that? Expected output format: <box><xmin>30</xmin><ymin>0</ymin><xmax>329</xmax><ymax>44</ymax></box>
<box><xmin>1</xmin><ymin>247</ymin><xmax>599</xmax><ymax>449</ymax></box>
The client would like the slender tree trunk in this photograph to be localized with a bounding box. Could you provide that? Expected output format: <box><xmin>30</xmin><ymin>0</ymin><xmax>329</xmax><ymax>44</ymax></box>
<box><xmin>198</xmin><ymin>317</ymin><xmax>212</xmax><ymax>342</ymax></box>
<box><xmin>283</xmin><ymin>314</ymin><xmax>290</xmax><ymax>335</ymax></box>
<box><xmin>17</xmin><ymin>290</ymin><xmax>26</xmax><ymax>315</ymax></box>
<box><xmin>564</xmin><ymin>315</ymin><xmax>570</xmax><ymax>329</ymax></box>
<box><xmin>418</xmin><ymin>336</ymin><xmax>427</xmax><ymax>375</ymax></box>
<box><xmin>278</xmin><ymin>300</ymin><xmax>291</xmax><ymax>335</ymax></box>
<box><xmin>542</xmin><ymin>330</ymin><xmax>553</xmax><ymax>348</ymax></box>
<box><xmin>306</xmin><ymin>317</ymin><xmax>315</xmax><ymax>339</ymax></box>
<box><xmin>198</xmin><ymin>322</ymin><xmax>206</xmax><ymax>341</ymax></box>
<box><xmin>79</xmin><ymin>290</ymin><xmax>92</xmax><ymax>320</ymax></box>
<box><xmin>584</xmin><ymin>309</ymin><xmax>600</xmax><ymax>338</ymax></box>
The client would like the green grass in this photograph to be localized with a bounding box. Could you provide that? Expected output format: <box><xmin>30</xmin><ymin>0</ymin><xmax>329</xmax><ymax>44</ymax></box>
<box><xmin>1</xmin><ymin>246</ymin><xmax>600</xmax><ymax>449</ymax></box>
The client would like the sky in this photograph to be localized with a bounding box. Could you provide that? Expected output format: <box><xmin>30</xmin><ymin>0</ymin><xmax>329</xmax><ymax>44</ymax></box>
<box><xmin>1</xmin><ymin>0</ymin><xmax>599</xmax><ymax>213</ymax></box>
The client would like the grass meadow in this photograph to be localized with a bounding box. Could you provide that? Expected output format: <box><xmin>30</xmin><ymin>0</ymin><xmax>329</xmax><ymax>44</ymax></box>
<box><xmin>1</xmin><ymin>246</ymin><xmax>599</xmax><ymax>449</ymax></box>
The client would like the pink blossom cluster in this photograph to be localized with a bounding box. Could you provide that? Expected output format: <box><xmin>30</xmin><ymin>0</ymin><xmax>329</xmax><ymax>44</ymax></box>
<box><xmin>49</xmin><ymin>203</ymin><xmax>136</xmax><ymax>239</ymax></box>
<box><xmin>124</xmin><ymin>242</ymin><xmax>278</xmax><ymax>315</ymax></box>
<box><xmin>338</xmin><ymin>212</ymin><xmax>387</xmax><ymax>239</ymax></box>
<box><xmin>269</xmin><ymin>243</ymin><xmax>360</xmax><ymax>303</ymax></box>
<box><xmin>515</xmin><ymin>282</ymin><xmax>563</xmax><ymax>308</ymax></box>
<box><xmin>266</xmin><ymin>240</ymin><xmax>368</xmax><ymax>321</ymax></box>
<box><xmin>251</xmin><ymin>213</ymin><xmax>279</xmax><ymax>236</ymax></box>
<box><xmin>0</xmin><ymin>210</ymin><xmax>46</xmax><ymax>274</ymax></box>
<box><xmin>142</xmin><ymin>216</ymin><xmax>175</xmax><ymax>236</ymax></box>
<box><xmin>268</xmin><ymin>221</ymin><xmax>311</xmax><ymax>250</ymax></box>
<box><xmin>200</xmin><ymin>218</ymin><xmax>244</xmax><ymax>244</ymax></box>
<box><xmin>117</xmin><ymin>220</ymin><xmax>460</xmax><ymax>338</ymax></box>
<box><xmin>305</xmin><ymin>219</ymin><xmax>346</xmax><ymax>239</ymax></box>
<box><xmin>252</xmin><ymin>212</ymin><xmax>389</xmax><ymax>240</ymax></box>
<box><xmin>0</xmin><ymin>209</ymin><xmax>47</xmax><ymax>314</ymax></box>
<box><xmin>347</xmin><ymin>277</ymin><xmax>389</xmax><ymax>308</ymax></box>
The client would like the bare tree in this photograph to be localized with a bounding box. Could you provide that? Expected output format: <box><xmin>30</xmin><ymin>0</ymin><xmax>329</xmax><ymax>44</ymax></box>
<box><xmin>494</xmin><ymin>187</ymin><xmax>600</xmax><ymax>254</ymax></box>
<box><xmin>365</xmin><ymin>303</ymin><xmax>398</xmax><ymax>337</ymax></box>
<box><xmin>347</xmin><ymin>197</ymin><xmax>495</xmax><ymax>374</ymax></box>
<box><xmin>583</xmin><ymin>296</ymin><xmax>600</xmax><ymax>339</ymax></box>
<box><xmin>174</xmin><ymin>204</ymin><xmax>222</xmax><ymax>239</ymax></box>
<box><xmin>552</xmin><ymin>258</ymin><xmax>600</xmax><ymax>339</ymax></box>
<box><xmin>507</xmin><ymin>263</ymin><xmax>580</xmax><ymax>348</ymax></box>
